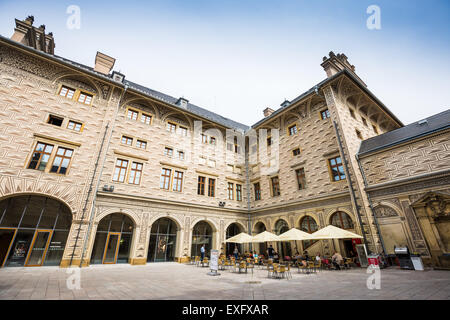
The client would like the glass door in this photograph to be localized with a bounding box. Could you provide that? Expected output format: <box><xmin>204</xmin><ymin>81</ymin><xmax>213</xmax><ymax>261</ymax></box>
<box><xmin>0</xmin><ymin>228</ymin><xmax>16</xmax><ymax>267</ymax></box>
<box><xmin>103</xmin><ymin>233</ymin><xmax>120</xmax><ymax>264</ymax></box>
<box><xmin>25</xmin><ymin>230</ymin><xmax>52</xmax><ymax>267</ymax></box>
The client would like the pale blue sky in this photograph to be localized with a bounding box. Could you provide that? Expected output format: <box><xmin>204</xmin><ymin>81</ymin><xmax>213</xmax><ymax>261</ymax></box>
<box><xmin>0</xmin><ymin>0</ymin><xmax>449</xmax><ymax>126</ymax></box>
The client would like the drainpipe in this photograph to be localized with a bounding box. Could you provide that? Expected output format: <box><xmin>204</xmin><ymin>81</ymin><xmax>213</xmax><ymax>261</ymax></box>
<box><xmin>77</xmin><ymin>85</ymin><xmax>128</xmax><ymax>267</ymax></box>
<box><xmin>244</xmin><ymin>135</ymin><xmax>252</xmax><ymax>252</ymax></box>
<box><xmin>333</xmin><ymin>121</ymin><xmax>369</xmax><ymax>251</ymax></box>
<box><xmin>356</xmin><ymin>153</ymin><xmax>387</xmax><ymax>256</ymax></box>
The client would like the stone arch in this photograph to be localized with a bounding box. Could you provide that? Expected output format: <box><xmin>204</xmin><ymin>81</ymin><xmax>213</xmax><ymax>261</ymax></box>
<box><xmin>162</xmin><ymin>111</ymin><xmax>194</xmax><ymax>131</ymax></box>
<box><xmin>95</xmin><ymin>207</ymin><xmax>140</xmax><ymax>227</ymax></box>
<box><xmin>295</xmin><ymin>213</ymin><xmax>320</xmax><ymax>229</ymax></box>
<box><xmin>252</xmin><ymin>220</ymin><xmax>267</xmax><ymax>233</ymax></box>
<box><xmin>121</xmin><ymin>98</ymin><xmax>160</xmax><ymax>119</ymax></box>
<box><xmin>273</xmin><ymin>218</ymin><xmax>290</xmax><ymax>234</ymax></box>
<box><xmin>190</xmin><ymin>217</ymin><xmax>219</xmax><ymax>232</ymax></box>
<box><xmin>326</xmin><ymin>208</ymin><xmax>356</xmax><ymax>229</ymax></box>
<box><xmin>0</xmin><ymin>192</ymin><xmax>75</xmax><ymax>219</ymax></box>
<box><xmin>148</xmin><ymin>212</ymin><xmax>183</xmax><ymax>231</ymax></box>
<box><xmin>372</xmin><ymin>201</ymin><xmax>402</xmax><ymax>218</ymax></box>
<box><xmin>53</xmin><ymin>73</ymin><xmax>100</xmax><ymax>95</ymax></box>
<box><xmin>224</xmin><ymin>220</ymin><xmax>246</xmax><ymax>233</ymax></box>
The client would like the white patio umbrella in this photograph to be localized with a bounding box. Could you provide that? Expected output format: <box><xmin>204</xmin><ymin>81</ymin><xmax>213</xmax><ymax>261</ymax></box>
<box><xmin>310</xmin><ymin>225</ymin><xmax>363</xmax><ymax>240</ymax></box>
<box><xmin>278</xmin><ymin>228</ymin><xmax>316</xmax><ymax>241</ymax></box>
<box><xmin>224</xmin><ymin>232</ymin><xmax>253</xmax><ymax>244</ymax></box>
<box><xmin>250</xmin><ymin>231</ymin><xmax>281</xmax><ymax>243</ymax></box>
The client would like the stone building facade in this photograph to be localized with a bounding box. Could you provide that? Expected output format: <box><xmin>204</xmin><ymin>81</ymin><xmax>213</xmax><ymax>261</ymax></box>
<box><xmin>358</xmin><ymin>110</ymin><xmax>450</xmax><ymax>268</ymax></box>
<box><xmin>0</xmin><ymin>16</ymin><xmax>447</xmax><ymax>269</ymax></box>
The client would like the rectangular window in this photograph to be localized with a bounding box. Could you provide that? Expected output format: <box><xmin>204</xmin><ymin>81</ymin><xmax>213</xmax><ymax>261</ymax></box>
<box><xmin>59</xmin><ymin>86</ymin><xmax>75</xmax><ymax>99</ymax></box>
<box><xmin>127</xmin><ymin>109</ymin><xmax>138</xmax><ymax>121</ymax></box>
<box><xmin>296</xmin><ymin>168</ymin><xmax>306</xmax><ymax>190</ymax></box>
<box><xmin>201</xmin><ymin>134</ymin><xmax>208</xmax><ymax>144</ymax></box>
<box><xmin>67</xmin><ymin>120</ymin><xmax>82</xmax><ymax>132</ymax></box>
<box><xmin>160</xmin><ymin>168</ymin><xmax>172</xmax><ymax>190</ymax></box>
<box><xmin>113</xmin><ymin>159</ymin><xmax>129</xmax><ymax>182</ymax></box>
<box><xmin>136</xmin><ymin>140</ymin><xmax>147</xmax><ymax>149</ymax></box>
<box><xmin>128</xmin><ymin>162</ymin><xmax>143</xmax><ymax>185</ymax></box>
<box><xmin>49</xmin><ymin>147</ymin><xmax>73</xmax><ymax>175</ymax></box>
<box><xmin>121</xmin><ymin>136</ymin><xmax>133</xmax><ymax>146</ymax></box>
<box><xmin>173</xmin><ymin>171</ymin><xmax>183</xmax><ymax>192</ymax></box>
<box><xmin>28</xmin><ymin>142</ymin><xmax>54</xmax><ymax>171</ymax></box>
<box><xmin>254</xmin><ymin>182</ymin><xmax>261</xmax><ymax>201</ymax></box>
<box><xmin>267</xmin><ymin>137</ymin><xmax>272</xmax><ymax>146</ymax></box>
<box><xmin>271</xmin><ymin>176</ymin><xmax>280</xmax><ymax>197</ymax></box>
<box><xmin>198</xmin><ymin>176</ymin><xmax>206</xmax><ymax>195</ymax></box>
<box><xmin>293</xmin><ymin>148</ymin><xmax>301</xmax><ymax>156</ymax></box>
<box><xmin>178</xmin><ymin>150</ymin><xmax>185</xmax><ymax>160</ymax></box>
<box><xmin>47</xmin><ymin>115</ymin><xmax>63</xmax><ymax>127</ymax></box>
<box><xmin>321</xmin><ymin>109</ymin><xmax>330</xmax><ymax>120</ymax></box>
<box><xmin>167</xmin><ymin>122</ymin><xmax>177</xmax><ymax>133</ymax></box>
<box><xmin>236</xmin><ymin>184</ymin><xmax>242</xmax><ymax>201</ymax></box>
<box><xmin>329</xmin><ymin>156</ymin><xmax>346</xmax><ymax>181</ymax></box>
<box><xmin>228</xmin><ymin>182</ymin><xmax>234</xmax><ymax>200</ymax></box>
<box><xmin>210</xmin><ymin>137</ymin><xmax>216</xmax><ymax>145</ymax></box>
<box><xmin>164</xmin><ymin>147</ymin><xmax>173</xmax><ymax>157</ymax></box>
<box><xmin>178</xmin><ymin>126</ymin><xmax>188</xmax><ymax>136</ymax></box>
<box><xmin>288</xmin><ymin>124</ymin><xmax>297</xmax><ymax>136</ymax></box>
<box><xmin>78</xmin><ymin>92</ymin><xmax>93</xmax><ymax>105</ymax></box>
<box><xmin>208</xmin><ymin>178</ymin><xmax>215</xmax><ymax>197</ymax></box>
<box><xmin>141</xmin><ymin>113</ymin><xmax>152</xmax><ymax>125</ymax></box>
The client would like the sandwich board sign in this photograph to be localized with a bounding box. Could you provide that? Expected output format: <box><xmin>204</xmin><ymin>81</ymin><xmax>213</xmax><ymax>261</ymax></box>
<box><xmin>207</xmin><ymin>249</ymin><xmax>220</xmax><ymax>276</ymax></box>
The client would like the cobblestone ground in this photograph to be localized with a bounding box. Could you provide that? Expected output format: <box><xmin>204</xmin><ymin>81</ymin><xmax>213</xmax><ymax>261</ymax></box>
<box><xmin>0</xmin><ymin>263</ymin><xmax>449</xmax><ymax>300</ymax></box>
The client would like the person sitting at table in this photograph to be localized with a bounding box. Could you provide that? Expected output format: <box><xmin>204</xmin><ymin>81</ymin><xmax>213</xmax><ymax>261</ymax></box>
<box><xmin>315</xmin><ymin>253</ymin><xmax>322</xmax><ymax>262</ymax></box>
<box><xmin>332</xmin><ymin>252</ymin><xmax>343</xmax><ymax>270</ymax></box>
<box><xmin>303</xmin><ymin>250</ymin><xmax>309</xmax><ymax>261</ymax></box>
<box><xmin>273</xmin><ymin>251</ymin><xmax>280</xmax><ymax>263</ymax></box>
<box><xmin>253</xmin><ymin>251</ymin><xmax>258</xmax><ymax>259</ymax></box>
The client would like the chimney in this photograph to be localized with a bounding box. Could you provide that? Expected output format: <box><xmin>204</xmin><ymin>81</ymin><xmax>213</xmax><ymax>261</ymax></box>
<box><xmin>11</xmin><ymin>16</ymin><xmax>55</xmax><ymax>54</ymax></box>
<box><xmin>321</xmin><ymin>51</ymin><xmax>366</xmax><ymax>86</ymax></box>
<box><xmin>176</xmin><ymin>97</ymin><xmax>189</xmax><ymax>109</ymax></box>
<box><xmin>263</xmin><ymin>107</ymin><xmax>275</xmax><ymax>118</ymax></box>
<box><xmin>94</xmin><ymin>52</ymin><xmax>116</xmax><ymax>75</ymax></box>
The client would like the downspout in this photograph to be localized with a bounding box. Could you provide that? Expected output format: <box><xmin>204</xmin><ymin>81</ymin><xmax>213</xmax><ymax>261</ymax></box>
<box><xmin>77</xmin><ymin>84</ymin><xmax>128</xmax><ymax>267</ymax></box>
<box><xmin>244</xmin><ymin>135</ymin><xmax>252</xmax><ymax>251</ymax></box>
<box><xmin>356</xmin><ymin>153</ymin><xmax>387</xmax><ymax>256</ymax></box>
<box><xmin>333</xmin><ymin>121</ymin><xmax>369</xmax><ymax>251</ymax></box>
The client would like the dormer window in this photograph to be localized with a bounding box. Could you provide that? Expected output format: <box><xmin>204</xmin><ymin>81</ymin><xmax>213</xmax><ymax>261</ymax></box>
<box><xmin>78</xmin><ymin>92</ymin><xmax>93</xmax><ymax>105</ymax></box>
<box><xmin>167</xmin><ymin>122</ymin><xmax>177</xmax><ymax>133</ymax></box>
<box><xmin>288</xmin><ymin>124</ymin><xmax>298</xmax><ymax>136</ymax></box>
<box><xmin>59</xmin><ymin>86</ymin><xmax>75</xmax><ymax>99</ymax></box>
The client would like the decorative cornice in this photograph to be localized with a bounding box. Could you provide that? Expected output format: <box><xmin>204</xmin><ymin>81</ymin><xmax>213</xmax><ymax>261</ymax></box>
<box><xmin>113</xmin><ymin>149</ymin><xmax>148</xmax><ymax>161</ymax></box>
<box><xmin>33</xmin><ymin>133</ymin><xmax>81</xmax><ymax>147</ymax></box>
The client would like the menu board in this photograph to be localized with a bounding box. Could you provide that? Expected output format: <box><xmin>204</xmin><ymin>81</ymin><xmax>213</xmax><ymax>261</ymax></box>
<box><xmin>210</xmin><ymin>249</ymin><xmax>219</xmax><ymax>271</ymax></box>
<box><xmin>356</xmin><ymin>244</ymin><xmax>368</xmax><ymax>267</ymax></box>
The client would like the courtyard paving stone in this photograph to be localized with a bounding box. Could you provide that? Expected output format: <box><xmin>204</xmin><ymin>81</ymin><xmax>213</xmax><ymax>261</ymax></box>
<box><xmin>0</xmin><ymin>262</ymin><xmax>449</xmax><ymax>300</ymax></box>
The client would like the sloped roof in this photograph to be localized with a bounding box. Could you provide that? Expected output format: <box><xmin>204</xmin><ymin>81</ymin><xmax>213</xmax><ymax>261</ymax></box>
<box><xmin>358</xmin><ymin>109</ymin><xmax>450</xmax><ymax>156</ymax></box>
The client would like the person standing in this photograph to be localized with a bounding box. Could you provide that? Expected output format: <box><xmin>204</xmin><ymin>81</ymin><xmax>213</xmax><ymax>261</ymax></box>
<box><xmin>233</xmin><ymin>246</ymin><xmax>239</xmax><ymax>260</ymax></box>
<box><xmin>267</xmin><ymin>245</ymin><xmax>275</xmax><ymax>259</ymax></box>
<box><xmin>200</xmin><ymin>244</ymin><xmax>205</xmax><ymax>261</ymax></box>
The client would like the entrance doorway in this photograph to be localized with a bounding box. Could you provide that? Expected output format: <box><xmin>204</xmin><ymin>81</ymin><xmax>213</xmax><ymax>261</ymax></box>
<box><xmin>90</xmin><ymin>213</ymin><xmax>134</xmax><ymax>264</ymax></box>
<box><xmin>147</xmin><ymin>218</ymin><xmax>177</xmax><ymax>262</ymax></box>
<box><xmin>253</xmin><ymin>222</ymin><xmax>267</xmax><ymax>256</ymax></box>
<box><xmin>0</xmin><ymin>195</ymin><xmax>72</xmax><ymax>267</ymax></box>
<box><xmin>191</xmin><ymin>221</ymin><xmax>213</xmax><ymax>258</ymax></box>
<box><xmin>275</xmin><ymin>219</ymin><xmax>291</xmax><ymax>258</ymax></box>
<box><xmin>225</xmin><ymin>223</ymin><xmax>243</xmax><ymax>256</ymax></box>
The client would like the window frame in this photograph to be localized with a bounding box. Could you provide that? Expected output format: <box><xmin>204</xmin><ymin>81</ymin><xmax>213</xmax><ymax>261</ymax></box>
<box><xmin>254</xmin><ymin>182</ymin><xmax>261</xmax><ymax>201</ymax></box>
<box><xmin>227</xmin><ymin>182</ymin><xmax>234</xmax><ymax>200</ymax></box>
<box><xmin>128</xmin><ymin>162</ymin><xmax>143</xmax><ymax>185</ymax></box>
<box><xmin>112</xmin><ymin>158</ymin><xmax>129</xmax><ymax>183</ymax></box>
<box><xmin>172</xmin><ymin>170</ymin><xmax>184</xmax><ymax>192</ymax></box>
<box><xmin>288</xmin><ymin>123</ymin><xmax>298</xmax><ymax>136</ymax></box>
<box><xmin>320</xmin><ymin>109</ymin><xmax>331</xmax><ymax>120</ymax></box>
<box><xmin>67</xmin><ymin>120</ymin><xmax>84</xmax><ymax>132</ymax></box>
<box><xmin>160</xmin><ymin>168</ymin><xmax>172</xmax><ymax>190</ymax></box>
<box><xmin>236</xmin><ymin>184</ymin><xmax>242</xmax><ymax>201</ymax></box>
<box><xmin>271</xmin><ymin>176</ymin><xmax>280</xmax><ymax>197</ymax></box>
<box><xmin>27</xmin><ymin>142</ymin><xmax>55</xmax><ymax>172</ymax></box>
<box><xmin>197</xmin><ymin>176</ymin><xmax>206</xmax><ymax>195</ymax></box>
<box><xmin>49</xmin><ymin>147</ymin><xmax>74</xmax><ymax>175</ymax></box>
<box><xmin>208</xmin><ymin>178</ymin><xmax>216</xmax><ymax>197</ymax></box>
<box><xmin>295</xmin><ymin>168</ymin><xmax>306</xmax><ymax>190</ymax></box>
<box><xmin>328</xmin><ymin>156</ymin><xmax>346</xmax><ymax>182</ymax></box>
